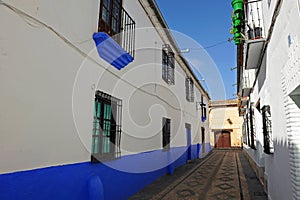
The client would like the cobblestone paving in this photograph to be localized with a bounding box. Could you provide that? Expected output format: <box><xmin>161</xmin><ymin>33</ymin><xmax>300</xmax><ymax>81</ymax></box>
<box><xmin>129</xmin><ymin>149</ymin><xmax>267</xmax><ymax>200</ymax></box>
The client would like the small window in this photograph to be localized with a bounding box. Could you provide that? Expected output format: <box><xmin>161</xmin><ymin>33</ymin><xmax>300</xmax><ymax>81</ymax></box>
<box><xmin>162</xmin><ymin>45</ymin><xmax>175</xmax><ymax>85</ymax></box>
<box><xmin>185</xmin><ymin>77</ymin><xmax>194</xmax><ymax>102</ymax></box>
<box><xmin>249</xmin><ymin>106</ymin><xmax>256</xmax><ymax>149</ymax></box>
<box><xmin>91</xmin><ymin>91</ymin><xmax>122</xmax><ymax>162</ymax></box>
<box><xmin>162</xmin><ymin>117</ymin><xmax>171</xmax><ymax>150</ymax></box>
<box><xmin>262</xmin><ymin>105</ymin><xmax>273</xmax><ymax>154</ymax></box>
<box><xmin>200</xmin><ymin>96</ymin><xmax>207</xmax><ymax>121</ymax></box>
<box><xmin>245</xmin><ymin>113</ymin><xmax>251</xmax><ymax>146</ymax></box>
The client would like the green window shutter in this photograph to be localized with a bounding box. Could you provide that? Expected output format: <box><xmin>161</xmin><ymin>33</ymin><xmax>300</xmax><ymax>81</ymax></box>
<box><xmin>92</xmin><ymin>101</ymin><xmax>101</xmax><ymax>154</ymax></box>
<box><xmin>103</xmin><ymin>104</ymin><xmax>112</xmax><ymax>153</ymax></box>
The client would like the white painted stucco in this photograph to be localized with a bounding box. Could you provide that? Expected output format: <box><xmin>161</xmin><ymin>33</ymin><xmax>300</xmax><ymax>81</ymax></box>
<box><xmin>241</xmin><ymin>1</ymin><xmax>300</xmax><ymax>199</ymax></box>
<box><xmin>0</xmin><ymin>0</ymin><xmax>210</xmax><ymax>174</ymax></box>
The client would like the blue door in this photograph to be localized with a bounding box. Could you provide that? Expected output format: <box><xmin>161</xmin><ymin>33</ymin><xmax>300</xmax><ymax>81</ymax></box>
<box><xmin>186</xmin><ymin>124</ymin><xmax>192</xmax><ymax>161</ymax></box>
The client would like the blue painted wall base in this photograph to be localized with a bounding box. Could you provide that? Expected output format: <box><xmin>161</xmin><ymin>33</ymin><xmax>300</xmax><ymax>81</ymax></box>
<box><xmin>0</xmin><ymin>144</ymin><xmax>211</xmax><ymax>200</ymax></box>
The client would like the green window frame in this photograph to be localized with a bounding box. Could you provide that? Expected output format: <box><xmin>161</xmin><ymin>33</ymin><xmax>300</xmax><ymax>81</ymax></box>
<box><xmin>91</xmin><ymin>91</ymin><xmax>122</xmax><ymax>163</ymax></box>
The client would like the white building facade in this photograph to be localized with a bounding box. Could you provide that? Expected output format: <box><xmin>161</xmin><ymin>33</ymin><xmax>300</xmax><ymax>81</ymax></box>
<box><xmin>0</xmin><ymin>0</ymin><xmax>211</xmax><ymax>199</ymax></box>
<box><xmin>236</xmin><ymin>0</ymin><xmax>300</xmax><ymax>199</ymax></box>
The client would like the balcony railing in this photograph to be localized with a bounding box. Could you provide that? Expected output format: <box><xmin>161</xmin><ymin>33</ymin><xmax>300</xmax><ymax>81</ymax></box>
<box><xmin>99</xmin><ymin>6</ymin><xmax>136</xmax><ymax>58</ymax></box>
<box><xmin>244</xmin><ymin>0</ymin><xmax>265</xmax><ymax>40</ymax></box>
<box><xmin>120</xmin><ymin>8</ymin><xmax>136</xmax><ymax>58</ymax></box>
<box><xmin>243</xmin><ymin>0</ymin><xmax>266</xmax><ymax>70</ymax></box>
<box><xmin>241</xmin><ymin>76</ymin><xmax>252</xmax><ymax>97</ymax></box>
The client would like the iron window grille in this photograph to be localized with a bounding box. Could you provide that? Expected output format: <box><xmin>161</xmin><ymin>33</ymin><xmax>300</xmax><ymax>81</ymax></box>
<box><xmin>244</xmin><ymin>0</ymin><xmax>264</xmax><ymax>40</ymax></box>
<box><xmin>91</xmin><ymin>90</ymin><xmax>122</xmax><ymax>163</ymax></box>
<box><xmin>200</xmin><ymin>96</ymin><xmax>207</xmax><ymax>121</ymax></box>
<box><xmin>185</xmin><ymin>77</ymin><xmax>194</xmax><ymax>102</ymax></box>
<box><xmin>162</xmin><ymin>44</ymin><xmax>175</xmax><ymax>85</ymax></box>
<box><xmin>162</xmin><ymin>117</ymin><xmax>171</xmax><ymax>150</ymax></box>
<box><xmin>98</xmin><ymin>0</ymin><xmax>136</xmax><ymax>58</ymax></box>
<box><xmin>246</xmin><ymin>113</ymin><xmax>251</xmax><ymax>146</ymax></box>
<box><xmin>262</xmin><ymin>105</ymin><xmax>274</xmax><ymax>154</ymax></box>
<box><xmin>242</xmin><ymin>120</ymin><xmax>248</xmax><ymax>145</ymax></box>
<box><xmin>249</xmin><ymin>105</ymin><xmax>256</xmax><ymax>149</ymax></box>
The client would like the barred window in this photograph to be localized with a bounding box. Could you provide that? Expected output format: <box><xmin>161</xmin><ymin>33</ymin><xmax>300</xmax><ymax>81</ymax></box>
<box><xmin>162</xmin><ymin>117</ymin><xmax>171</xmax><ymax>150</ymax></box>
<box><xmin>98</xmin><ymin>0</ymin><xmax>136</xmax><ymax>57</ymax></box>
<box><xmin>200</xmin><ymin>96</ymin><xmax>207</xmax><ymax>122</ymax></box>
<box><xmin>162</xmin><ymin>45</ymin><xmax>175</xmax><ymax>85</ymax></box>
<box><xmin>185</xmin><ymin>77</ymin><xmax>194</xmax><ymax>102</ymax></box>
<box><xmin>246</xmin><ymin>113</ymin><xmax>251</xmax><ymax>145</ymax></box>
<box><xmin>249</xmin><ymin>106</ymin><xmax>256</xmax><ymax>149</ymax></box>
<box><xmin>242</xmin><ymin>120</ymin><xmax>248</xmax><ymax>145</ymax></box>
<box><xmin>91</xmin><ymin>91</ymin><xmax>122</xmax><ymax>162</ymax></box>
<box><xmin>262</xmin><ymin>105</ymin><xmax>274</xmax><ymax>154</ymax></box>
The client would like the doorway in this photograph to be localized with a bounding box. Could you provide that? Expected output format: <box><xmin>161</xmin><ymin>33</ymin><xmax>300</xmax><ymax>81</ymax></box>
<box><xmin>201</xmin><ymin>127</ymin><xmax>205</xmax><ymax>154</ymax></box>
<box><xmin>215</xmin><ymin>131</ymin><xmax>231</xmax><ymax>148</ymax></box>
<box><xmin>185</xmin><ymin>123</ymin><xmax>192</xmax><ymax>161</ymax></box>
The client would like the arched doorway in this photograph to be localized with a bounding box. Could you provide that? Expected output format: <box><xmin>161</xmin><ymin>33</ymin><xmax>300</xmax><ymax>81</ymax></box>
<box><xmin>215</xmin><ymin>130</ymin><xmax>231</xmax><ymax>148</ymax></box>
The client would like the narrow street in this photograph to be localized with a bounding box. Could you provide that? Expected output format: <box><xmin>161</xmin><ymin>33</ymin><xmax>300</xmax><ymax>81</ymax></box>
<box><xmin>2</xmin><ymin>0</ymin><xmax>298</xmax><ymax>199</ymax></box>
<box><xmin>130</xmin><ymin>150</ymin><xmax>267</xmax><ymax>200</ymax></box>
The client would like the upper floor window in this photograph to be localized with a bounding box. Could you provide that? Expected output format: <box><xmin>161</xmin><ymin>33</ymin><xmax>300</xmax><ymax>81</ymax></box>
<box><xmin>200</xmin><ymin>96</ymin><xmax>207</xmax><ymax>121</ymax></box>
<box><xmin>98</xmin><ymin>0</ymin><xmax>136</xmax><ymax>58</ymax></box>
<box><xmin>91</xmin><ymin>91</ymin><xmax>122</xmax><ymax>162</ymax></box>
<box><xmin>162</xmin><ymin>44</ymin><xmax>175</xmax><ymax>85</ymax></box>
<box><xmin>162</xmin><ymin>117</ymin><xmax>171</xmax><ymax>150</ymax></box>
<box><xmin>99</xmin><ymin>0</ymin><xmax>122</xmax><ymax>36</ymax></box>
<box><xmin>185</xmin><ymin>77</ymin><xmax>194</xmax><ymax>102</ymax></box>
<box><xmin>262</xmin><ymin>105</ymin><xmax>273</xmax><ymax>154</ymax></box>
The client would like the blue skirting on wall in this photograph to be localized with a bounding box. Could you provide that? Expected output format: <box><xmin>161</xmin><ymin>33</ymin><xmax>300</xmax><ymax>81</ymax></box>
<box><xmin>0</xmin><ymin>143</ymin><xmax>211</xmax><ymax>200</ymax></box>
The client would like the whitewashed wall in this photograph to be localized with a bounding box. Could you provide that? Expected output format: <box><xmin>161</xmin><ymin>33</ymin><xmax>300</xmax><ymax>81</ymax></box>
<box><xmin>243</xmin><ymin>1</ymin><xmax>300</xmax><ymax>199</ymax></box>
<box><xmin>0</xmin><ymin>0</ymin><xmax>209</xmax><ymax>174</ymax></box>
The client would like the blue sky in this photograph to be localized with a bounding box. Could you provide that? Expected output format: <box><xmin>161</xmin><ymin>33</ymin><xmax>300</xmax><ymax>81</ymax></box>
<box><xmin>156</xmin><ymin>0</ymin><xmax>237</xmax><ymax>100</ymax></box>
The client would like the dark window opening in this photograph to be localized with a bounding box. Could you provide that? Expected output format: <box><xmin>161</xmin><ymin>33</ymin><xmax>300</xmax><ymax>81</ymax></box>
<box><xmin>98</xmin><ymin>0</ymin><xmax>136</xmax><ymax>57</ymax></box>
<box><xmin>91</xmin><ymin>91</ymin><xmax>122</xmax><ymax>163</ymax></box>
<box><xmin>246</xmin><ymin>113</ymin><xmax>251</xmax><ymax>146</ymax></box>
<box><xmin>185</xmin><ymin>77</ymin><xmax>194</xmax><ymax>102</ymax></box>
<box><xmin>256</xmin><ymin>100</ymin><xmax>261</xmax><ymax>113</ymax></box>
<box><xmin>242</xmin><ymin>119</ymin><xmax>248</xmax><ymax>145</ymax></box>
<box><xmin>162</xmin><ymin>117</ymin><xmax>171</xmax><ymax>150</ymax></box>
<box><xmin>200</xmin><ymin>96</ymin><xmax>207</xmax><ymax>120</ymax></box>
<box><xmin>262</xmin><ymin>105</ymin><xmax>273</xmax><ymax>154</ymax></box>
<box><xmin>249</xmin><ymin>105</ymin><xmax>256</xmax><ymax>149</ymax></box>
<box><xmin>162</xmin><ymin>44</ymin><xmax>175</xmax><ymax>85</ymax></box>
<box><xmin>99</xmin><ymin>0</ymin><xmax>122</xmax><ymax>37</ymax></box>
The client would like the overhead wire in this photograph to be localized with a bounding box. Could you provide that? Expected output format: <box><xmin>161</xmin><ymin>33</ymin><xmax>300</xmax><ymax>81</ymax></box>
<box><xmin>0</xmin><ymin>1</ymin><xmax>201</xmax><ymax>118</ymax></box>
<box><xmin>182</xmin><ymin>38</ymin><xmax>233</xmax><ymax>51</ymax></box>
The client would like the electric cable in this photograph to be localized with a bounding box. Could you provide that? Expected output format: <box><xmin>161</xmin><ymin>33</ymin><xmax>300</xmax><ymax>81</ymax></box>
<box><xmin>0</xmin><ymin>1</ymin><xmax>205</xmax><ymax>118</ymax></box>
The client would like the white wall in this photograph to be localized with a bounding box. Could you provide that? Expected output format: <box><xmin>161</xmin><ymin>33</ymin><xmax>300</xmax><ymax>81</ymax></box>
<box><xmin>0</xmin><ymin>0</ymin><xmax>209</xmax><ymax>174</ymax></box>
<box><xmin>243</xmin><ymin>1</ymin><xmax>300</xmax><ymax>199</ymax></box>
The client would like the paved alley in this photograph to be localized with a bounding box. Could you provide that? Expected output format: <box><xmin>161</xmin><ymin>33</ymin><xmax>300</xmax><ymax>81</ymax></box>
<box><xmin>129</xmin><ymin>150</ymin><xmax>267</xmax><ymax>200</ymax></box>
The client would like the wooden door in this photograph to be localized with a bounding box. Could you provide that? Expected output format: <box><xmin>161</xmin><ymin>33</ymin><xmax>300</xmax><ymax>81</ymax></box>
<box><xmin>215</xmin><ymin>131</ymin><xmax>231</xmax><ymax>148</ymax></box>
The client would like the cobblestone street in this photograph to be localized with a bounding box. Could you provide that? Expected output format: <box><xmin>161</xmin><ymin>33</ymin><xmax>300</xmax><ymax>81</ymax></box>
<box><xmin>130</xmin><ymin>150</ymin><xmax>267</xmax><ymax>200</ymax></box>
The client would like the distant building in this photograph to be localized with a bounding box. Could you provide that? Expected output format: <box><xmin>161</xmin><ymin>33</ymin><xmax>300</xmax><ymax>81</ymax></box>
<box><xmin>0</xmin><ymin>0</ymin><xmax>210</xmax><ymax>199</ymax></box>
<box><xmin>234</xmin><ymin>0</ymin><xmax>300</xmax><ymax>199</ymax></box>
<box><xmin>209</xmin><ymin>100</ymin><xmax>243</xmax><ymax>149</ymax></box>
